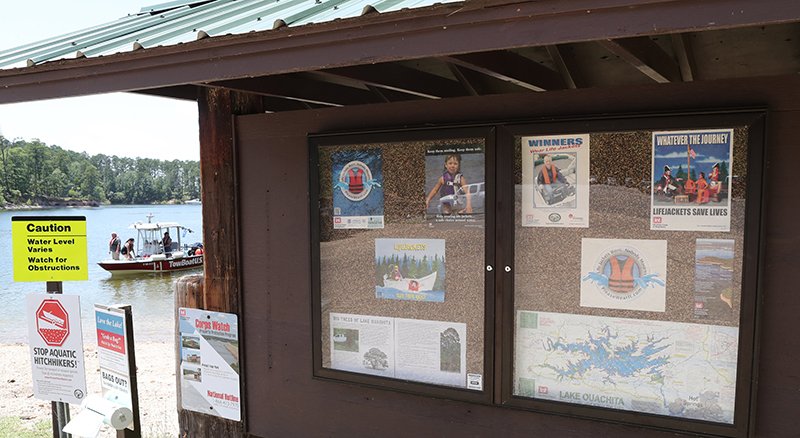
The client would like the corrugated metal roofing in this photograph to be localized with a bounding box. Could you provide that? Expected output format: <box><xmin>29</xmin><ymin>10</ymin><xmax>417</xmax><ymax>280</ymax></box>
<box><xmin>0</xmin><ymin>0</ymin><xmax>461</xmax><ymax>70</ymax></box>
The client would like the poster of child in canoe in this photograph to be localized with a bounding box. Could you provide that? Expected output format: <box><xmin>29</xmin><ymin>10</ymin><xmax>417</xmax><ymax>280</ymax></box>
<box><xmin>375</xmin><ymin>238</ymin><xmax>446</xmax><ymax>303</ymax></box>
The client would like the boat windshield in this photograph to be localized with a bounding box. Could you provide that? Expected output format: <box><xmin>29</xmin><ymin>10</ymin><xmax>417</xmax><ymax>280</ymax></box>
<box><xmin>137</xmin><ymin>226</ymin><xmax>183</xmax><ymax>257</ymax></box>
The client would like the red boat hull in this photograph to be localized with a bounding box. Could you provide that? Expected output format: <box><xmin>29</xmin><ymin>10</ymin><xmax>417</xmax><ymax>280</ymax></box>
<box><xmin>98</xmin><ymin>255</ymin><xmax>204</xmax><ymax>275</ymax></box>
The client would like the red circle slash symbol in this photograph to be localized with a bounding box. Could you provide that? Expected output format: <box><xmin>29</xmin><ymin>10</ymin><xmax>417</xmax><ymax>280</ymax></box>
<box><xmin>36</xmin><ymin>299</ymin><xmax>70</xmax><ymax>347</ymax></box>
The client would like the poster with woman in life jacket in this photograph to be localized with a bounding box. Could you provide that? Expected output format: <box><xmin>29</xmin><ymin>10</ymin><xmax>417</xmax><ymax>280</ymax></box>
<box><xmin>424</xmin><ymin>144</ymin><xmax>485</xmax><ymax>228</ymax></box>
<box><xmin>332</xmin><ymin>149</ymin><xmax>385</xmax><ymax>229</ymax></box>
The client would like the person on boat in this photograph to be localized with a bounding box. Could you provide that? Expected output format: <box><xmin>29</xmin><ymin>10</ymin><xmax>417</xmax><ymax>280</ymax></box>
<box><xmin>162</xmin><ymin>231</ymin><xmax>173</xmax><ymax>256</ymax></box>
<box><xmin>389</xmin><ymin>264</ymin><xmax>403</xmax><ymax>281</ymax></box>
<box><xmin>425</xmin><ymin>154</ymin><xmax>472</xmax><ymax>215</ymax></box>
<box><xmin>537</xmin><ymin>154</ymin><xmax>570</xmax><ymax>203</ymax></box>
<box><xmin>108</xmin><ymin>232</ymin><xmax>121</xmax><ymax>260</ymax></box>
<box><xmin>120</xmin><ymin>238</ymin><xmax>136</xmax><ymax>260</ymax></box>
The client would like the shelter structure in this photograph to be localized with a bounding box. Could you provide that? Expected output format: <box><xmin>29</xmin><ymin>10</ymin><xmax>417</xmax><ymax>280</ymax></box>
<box><xmin>1</xmin><ymin>0</ymin><xmax>799</xmax><ymax>436</ymax></box>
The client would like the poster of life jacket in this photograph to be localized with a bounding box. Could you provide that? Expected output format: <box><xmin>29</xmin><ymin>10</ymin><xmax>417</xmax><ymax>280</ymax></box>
<box><xmin>424</xmin><ymin>144</ymin><xmax>485</xmax><ymax>228</ymax></box>
<box><xmin>521</xmin><ymin>134</ymin><xmax>590</xmax><ymax>228</ymax></box>
<box><xmin>375</xmin><ymin>238</ymin><xmax>446</xmax><ymax>302</ymax></box>
<box><xmin>580</xmin><ymin>238</ymin><xmax>667</xmax><ymax>312</ymax></box>
<box><xmin>332</xmin><ymin>149</ymin><xmax>384</xmax><ymax>229</ymax></box>
<box><xmin>650</xmin><ymin>129</ymin><xmax>733</xmax><ymax>232</ymax></box>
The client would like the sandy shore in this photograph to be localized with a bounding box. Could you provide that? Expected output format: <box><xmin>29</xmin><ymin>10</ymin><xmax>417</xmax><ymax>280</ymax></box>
<box><xmin>1</xmin><ymin>341</ymin><xmax>178</xmax><ymax>437</ymax></box>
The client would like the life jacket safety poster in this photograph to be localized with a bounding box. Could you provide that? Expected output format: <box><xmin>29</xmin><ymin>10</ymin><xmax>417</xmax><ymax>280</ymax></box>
<box><xmin>521</xmin><ymin>134</ymin><xmax>590</xmax><ymax>228</ymax></box>
<box><xmin>580</xmin><ymin>238</ymin><xmax>668</xmax><ymax>312</ymax></box>
<box><xmin>424</xmin><ymin>144</ymin><xmax>485</xmax><ymax>228</ymax></box>
<box><xmin>650</xmin><ymin>129</ymin><xmax>733</xmax><ymax>232</ymax></box>
<box><xmin>375</xmin><ymin>238</ymin><xmax>446</xmax><ymax>303</ymax></box>
<box><xmin>331</xmin><ymin>149</ymin><xmax>385</xmax><ymax>229</ymax></box>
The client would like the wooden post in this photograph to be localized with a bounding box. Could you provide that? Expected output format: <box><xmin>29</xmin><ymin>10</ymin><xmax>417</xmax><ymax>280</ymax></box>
<box><xmin>175</xmin><ymin>87</ymin><xmax>263</xmax><ymax>437</ymax></box>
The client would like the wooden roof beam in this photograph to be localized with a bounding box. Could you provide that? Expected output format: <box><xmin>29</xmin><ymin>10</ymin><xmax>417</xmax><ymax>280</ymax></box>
<box><xmin>546</xmin><ymin>45</ymin><xmax>581</xmax><ymax>89</ymax></box>
<box><xmin>446</xmin><ymin>64</ymin><xmax>480</xmax><ymax>96</ymax></box>
<box><xmin>319</xmin><ymin>64</ymin><xmax>466</xmax><ymax>99</ymax></box>
<box><xmin>208</xmin><ymin>76</ymin><xmax>379</xmax><ymax>107</ymax></box>
<box><xmin>442</xmin><ymin>51</ymin><xmax>566</xmax><ymax>92</ymax></box>
<box><xmin>598</xmin><ymin>36</ymin><xmax>681</xmax><ymax>83</ymax></box>
<box><xmin>671</xmin><ymin>33</ymin><xmax>696</xmax><ymax>82</ymax></box>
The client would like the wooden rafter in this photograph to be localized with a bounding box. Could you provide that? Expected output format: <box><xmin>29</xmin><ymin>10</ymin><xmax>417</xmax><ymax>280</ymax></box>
<box><xmin>443</xmin><ymin>51</ymin><xmax>566</xmax><ymax>92</ymax></box>
<box><xmin>671</xmin><ymin>33</ymin><xmax>696</xmax><ymax>82</ymax></box>
<box><xmin>208</xmin><ymin>75</ymin><xmax>378</xmax><ymax>107</ymax></box>
<box><xmin>446</xmin><ymin>64</ymin><xmax>480</xmax><ymax>96</ymax></box>
<box><xmin>319</xmin><ymin>64</ymin><xmax>466</xmax><ymax>99</ymax></box>
<box><xmin>546</xmin><ymin>45</ymin><xmax>578</xmax><ymax>89</ymax></box>
<box><xmin>598</xmin><ymin>37</ymin><xmax>681</xmax><ymax>83</ymax></box>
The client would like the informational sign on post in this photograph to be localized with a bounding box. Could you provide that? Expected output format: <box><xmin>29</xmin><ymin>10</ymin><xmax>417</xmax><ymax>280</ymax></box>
<box><xmin>26</xmin><ymin>293</ymin><xmax>87</xmax><ymax>404</ymax></box>
<box><xmin>178</xmin><ymin>307</ymin><xmax>241</xmax><ymax>421</ymax></box>
<box><xmin>94</xmin><ymin>305</ymin><xmax>134</xmax><ymax>423</ymax></box>
<box><xmin>12</xmin><ymin>216</ymin><xmax>88</xmax><ymax>282</ymax></box>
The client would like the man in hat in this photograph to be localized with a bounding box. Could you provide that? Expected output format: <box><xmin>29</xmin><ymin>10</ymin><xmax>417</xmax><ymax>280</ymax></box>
<box><xmin>108</xmin><ymin>232</ymin><xmax>121</xmax><ymax>260</ymax></box>
<box><xmin>657</xmin><ymin>165</ymin><xmax>680</xmax><ymax>197</ymax></box>
<box><xmin>709</xmin><ymin>162</ymin><xmax>723</xmax><ymax>201</ymax></box>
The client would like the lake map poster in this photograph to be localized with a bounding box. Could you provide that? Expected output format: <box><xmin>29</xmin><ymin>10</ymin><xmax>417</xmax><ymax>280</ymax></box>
<box><xmin>521</xmin><ymin>134</ymin><xmax>590</xmax><ymax>228</ymax></box>
<box><xmin>375</xmin><ymin>238</ymin><xmax>446</xmax><ymax>302</ymax></box>
<box><xmin>514</xmin><ymin>311</ymin><xmax>739</xmax><ymax>424</ymax></box>
<box><xmin>332</xmin><ymin>149</ymin><xmax>384</xmax><ymax>229</ymax></box>
<box><xmin>651</xmin><ymin>129</ymin><xmax>733</xmax><ymax>232</ymax></box>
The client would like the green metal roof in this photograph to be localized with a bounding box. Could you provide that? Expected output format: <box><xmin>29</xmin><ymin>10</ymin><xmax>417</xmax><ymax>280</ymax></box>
<box><xmin>0</xmin><ymin>0</ymin><xmax>461</xmax><ymax>70</ymax></box>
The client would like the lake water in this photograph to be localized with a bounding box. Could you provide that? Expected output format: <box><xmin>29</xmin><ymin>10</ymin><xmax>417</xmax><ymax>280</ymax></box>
<box><xmin>0</xmin><ymin>204</ymin><xmax>203</xmax><ymax>343</ymax></box>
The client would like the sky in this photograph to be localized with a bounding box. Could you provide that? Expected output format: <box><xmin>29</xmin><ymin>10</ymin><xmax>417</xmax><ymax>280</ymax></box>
<box><xmin>0</xmin><ymin>1</ymin><xmax>200</xmax><ymax>161</ymax></box>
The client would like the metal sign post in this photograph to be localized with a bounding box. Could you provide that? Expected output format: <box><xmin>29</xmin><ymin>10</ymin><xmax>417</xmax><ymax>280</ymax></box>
<box><xmin>46</xmin><ymin>281</ymin><xmax>71</xmax><ymax>438</ymax></box>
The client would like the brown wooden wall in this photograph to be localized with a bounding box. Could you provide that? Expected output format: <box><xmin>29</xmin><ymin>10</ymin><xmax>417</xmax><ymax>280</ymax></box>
<box><xmin>235</xmin><ymin>74</ymin><xmax>800</xmax><ymax>437</ymax></box>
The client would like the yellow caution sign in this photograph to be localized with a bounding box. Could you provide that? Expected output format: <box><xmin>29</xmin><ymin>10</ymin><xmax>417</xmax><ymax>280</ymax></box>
<box><xmin>12</xmin><ymin>216</ymin><xmax>88</xmax><ymax>282</ymax></box>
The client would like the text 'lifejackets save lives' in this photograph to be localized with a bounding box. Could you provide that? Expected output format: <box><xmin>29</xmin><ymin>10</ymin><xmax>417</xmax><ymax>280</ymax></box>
<box><xmin>12</xmin><ymin>216</ymin><xmax>88</xmax><ymax>282</ymax></box>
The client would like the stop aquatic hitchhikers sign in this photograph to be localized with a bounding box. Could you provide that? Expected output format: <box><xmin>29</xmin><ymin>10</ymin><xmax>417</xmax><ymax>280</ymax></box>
<box><xmin>36</xmin><ymin>299</ymin><xmax>70</xmax><ymax>346</ymax></box>
<box><xmin>12</xmin><ymin>216</ymin><xmax>88</xmax><ymax>281</ymax></box>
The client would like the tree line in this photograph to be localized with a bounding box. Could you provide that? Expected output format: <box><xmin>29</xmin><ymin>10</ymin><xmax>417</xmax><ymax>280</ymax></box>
<box><xmin>0</xmin><ymin>135</ymin><xmax>200</xmax><ymax>205</ymax></box>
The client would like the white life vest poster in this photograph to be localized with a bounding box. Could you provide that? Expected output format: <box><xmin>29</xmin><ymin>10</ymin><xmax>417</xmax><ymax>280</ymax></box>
<box><xmin>26</xmin><ymin>293</ymin><xmax>87</xmax><ymax>404</ymax></box>
<box><xmin>178</xmin><ymin>308</ymin><xmax>240</xmax><ymax>421</ymax></box>
<box><xmin>650</xmin><ymin>129</ymin><xmax>733</xmax><ymax>232</ymax></box>
<box><xmin>521</xmin><ymin>134</ymin><xmax>590</xmax><ymax>228</ymax></box>
<box><xmin>331</xmin><ymin>149</ymin><xmax>384</xmax><ymax>229</ymax></box>
<box><xmin>424</xmin><ymin>143</ymin><xmax>485</xmax><ymax>228</ymax></box>
<box><xmin>374</xmin><ymin>238</ymin><xmax>446</xmax><ymax>303</ymax></box>
<box><xmin>580</xmin><ymin>238</ymin><xmax>667</xmax><ymax>312</ymax></box>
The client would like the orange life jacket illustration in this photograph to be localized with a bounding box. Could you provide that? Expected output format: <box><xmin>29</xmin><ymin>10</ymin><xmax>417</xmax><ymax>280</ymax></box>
<box><xmin>608</xmin><ymin>256</ymin><xmax>635</xmax><ymax>293</ymax></box>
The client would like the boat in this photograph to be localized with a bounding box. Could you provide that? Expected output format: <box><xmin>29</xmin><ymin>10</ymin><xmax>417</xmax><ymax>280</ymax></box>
<box><xmin>185</xmin><ymin>198</ymin><xmax>202</xmax><ymax>205</ymax></box>
<box><xmin>98</xmin><ymin>214</ymin><xmax>204</xmax><ymax>275</ymax></box>
<box><xmin>382</xmin><ymin>271</ymin><xmax>437</xmax><ymax>292</ymax></box>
